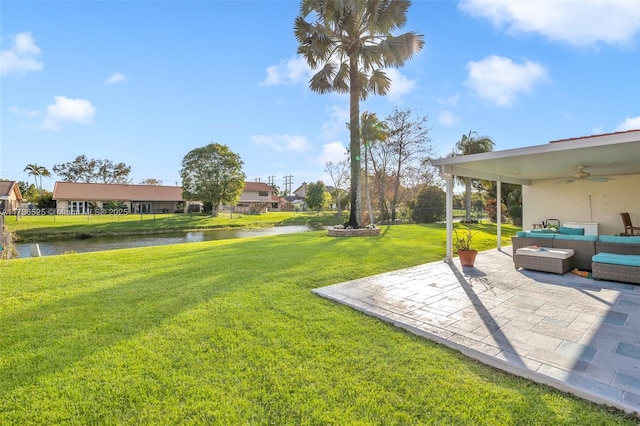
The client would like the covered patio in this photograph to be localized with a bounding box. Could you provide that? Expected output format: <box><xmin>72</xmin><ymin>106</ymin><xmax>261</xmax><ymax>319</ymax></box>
<box><xmin>431</xmin><ymin>129</ymin><xmax>640</xmax><ymax>260</ymax></box>
<box><xmin>314</xmin><ymin>247</ymin><xmax>640</xmax><ymax>414</ymax></box>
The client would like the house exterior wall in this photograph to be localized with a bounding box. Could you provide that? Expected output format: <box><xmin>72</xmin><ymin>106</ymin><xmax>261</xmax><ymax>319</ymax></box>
<box><xmin>236</xmin><ymin>186</ymin><xmax>282</xmax><ymax>213</ymax></box>
<box><xmin>522</xmin><ymin>173</ymin><xmax>640</xmax><ymax>235</ymax></box>
<box><xmin>239</xmin><ymin>190</ymin><xmax>272</xmax><ymax>203</ymax></box>
<box><xmin>56</xmin><ymin>199</ymin><xmax>180</xmax><ymax>214</ymax></box>
<box><xmin>0</xmin><ymin>181</ymin><xmax>22</xmax><ymax>214</ymax></box>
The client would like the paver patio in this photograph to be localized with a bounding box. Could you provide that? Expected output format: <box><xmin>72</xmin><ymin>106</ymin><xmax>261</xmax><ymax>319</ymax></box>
<box><xmin>313</xmin><ymin>246</ymin><xmax>640</xmax><ymax>415</ymax></box>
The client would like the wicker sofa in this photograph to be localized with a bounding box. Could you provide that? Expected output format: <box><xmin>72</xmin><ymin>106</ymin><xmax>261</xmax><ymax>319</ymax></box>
<box><xmin>511</xmin><ymin>231</ymin><xmax>596</xmax><ymax>271</ymax></box>
<box><xmin>591</xmin><ymin>236</ymin><xmax>640</xmax><ymax>284</ymax></box>
<box><xmin>511</xmin><ymin>231</ymin><xmax>640</xmax><ymax>284</ymax></box>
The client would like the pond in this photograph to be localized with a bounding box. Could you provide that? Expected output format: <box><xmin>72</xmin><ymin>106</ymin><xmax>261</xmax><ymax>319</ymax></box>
<box><xmin>15</xmin><ymin>225</ymin><xmax>321</xmax><ymax>258</ymax></box>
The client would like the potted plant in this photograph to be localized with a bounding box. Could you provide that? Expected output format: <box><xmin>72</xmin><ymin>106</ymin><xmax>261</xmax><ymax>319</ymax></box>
<box><xmin>454</xmin><ymin>227</ymin><xmax>477</xmax><ymax>267</ymax></box>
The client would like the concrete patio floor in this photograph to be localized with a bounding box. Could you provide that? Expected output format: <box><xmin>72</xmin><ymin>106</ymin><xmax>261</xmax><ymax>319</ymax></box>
<box><xmin>313</xmin><ymin>246</ymin><xmax>640</xmax><ymax>415</ymax></box>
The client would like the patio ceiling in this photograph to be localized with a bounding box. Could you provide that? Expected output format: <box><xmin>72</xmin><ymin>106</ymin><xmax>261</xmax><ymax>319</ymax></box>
<box><xmin>431</xmin><ymin>129</ymin><xmax>640</xmax><ymax>185</ymax></box>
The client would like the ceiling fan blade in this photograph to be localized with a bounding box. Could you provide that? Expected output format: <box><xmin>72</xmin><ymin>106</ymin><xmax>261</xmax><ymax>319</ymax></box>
<box><xmin>556</xmin><ymin>178</ymin><xmax>576</xmax><ymax>184</ymax></box>
<box><xmin>587</xmin><ymin>176</ymin><xmax>614</xmax><ymax>182</ymax></box>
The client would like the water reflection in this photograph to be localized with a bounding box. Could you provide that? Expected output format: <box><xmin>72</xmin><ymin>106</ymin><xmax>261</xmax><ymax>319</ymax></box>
<box><xmin>15</xmin><ymin>226</ymin><xmax>318</xmax><ymax>258</ymax></box>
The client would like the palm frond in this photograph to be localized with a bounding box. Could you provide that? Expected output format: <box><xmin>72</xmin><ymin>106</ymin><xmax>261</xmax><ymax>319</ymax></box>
<box><xmin>309</xmin><ymin>63</ymin><xmax>337</xmax><ymax>94</ymax></box>
<box><xmin>333</xmin><ymin>62</ymin><xmax>350</xmax><ymax>93</ymax></box>
<box><xmin>367</xmin><ymin>69</ymin><xmax>391</xmax><ymax>96</ymax></box>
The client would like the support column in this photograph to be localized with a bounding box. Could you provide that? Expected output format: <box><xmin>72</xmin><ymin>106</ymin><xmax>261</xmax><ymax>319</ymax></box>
<box><xmin>445</xmin><ymin>169</ymin><xmax>453</xmax><ymax>262</ymax></box>
<box><xmin>497</xmin><ymin>179</ymin><xmax>502</xmax><ymax>251</ymax></box>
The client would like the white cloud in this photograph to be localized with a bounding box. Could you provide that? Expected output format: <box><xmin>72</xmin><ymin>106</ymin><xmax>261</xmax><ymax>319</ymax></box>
<box><xmin>41</xmin><ymin>96</ymin><xmax>96</xmax><ymax>130</ymax></box>
<box><xmin>0</xmin><ymin>32</ymin><xmax>44</xmax><ymax>76</ymax></box>
<box><xmin>319</xmin><ymin>141</ymin><xmax>348</xmax><ymax>164</ymax></box>
<box><xmin>460</xmin><ymin>0</ymin><xmax>640</xmax><ymax>47</ymax></box>
<box><xmin>465</xmin><ymin>55</ymin><xmax>548</xmax><ymax>106</ymax></box>
<box><xmin>616</xmin><ymin>116</ymin><xmax>640</xmax><ymax>131</ymax></box>
<box><xmin>438</xmin><ymin>110</ymin><xmax>460</xmax><ymax>126</ymax></box>
<box><xmin>251</xmin><ymin>134</ymin><xmax>312</xmax><ymax>153</ymax></box>
<box><xmin>385</xmin><ymin>68</ymin><xmax>418</xmax><ymax>102</ymax></box>
<box><xmin>260</xmin><ymin>56</ymin><xmax>312</xmax><ymax>86</ymax></box>
<box><xmin>439</xmin><ymin>94</ymin><xmax>461</xmax><ymax>107</ymax></box>
<box><xmin>321</xmin><ymin>104</ymin><xmax>349</xmax><ymax>141</ymax></box>
<box><xmin>9</xmin><ymin>106</ymin><xmax>40</xmax><ymax>118</ymax></box>
<box><xmin>106</xmin><ymin>72</ymin><xmax>127</xmax><ymax>84</ymax></box>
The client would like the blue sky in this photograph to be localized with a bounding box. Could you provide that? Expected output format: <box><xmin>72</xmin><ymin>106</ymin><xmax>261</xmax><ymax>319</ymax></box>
<box><xmin>2</xmin><ymin>0</ymin><xmax>639</xmax><ymax>192</ymax></box>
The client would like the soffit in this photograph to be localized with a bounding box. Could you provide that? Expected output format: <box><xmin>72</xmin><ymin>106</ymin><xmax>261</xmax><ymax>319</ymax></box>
<box><xmin>431</xmin><ymin>130</ymin><xmax>640</xmax><ymax>185</ymax></box>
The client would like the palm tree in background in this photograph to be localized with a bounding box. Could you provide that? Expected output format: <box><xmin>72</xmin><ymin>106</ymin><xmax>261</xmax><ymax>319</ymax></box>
<box><xmin>294</xmin><ymin>0</ymin><xmax>424</xmax><ymax>228</ymax></box>
<box><xmin>360</xmin><ymin>112</ymin><xmax>388</xmax><ymax>226</ymax></box>
<box><xmin>23</xmin><ymin>163</ymin><xmax>51</xmax><ymax>196</ymax></box>
<box><xmin>453</xmin><ymin>131</ymin><xmax>495</xmax><ymax>222</ymax></box>
<box><xmin>24</xmin><ymin>164</ymin><xmax>40</xmax><ymax>189</ymax></box>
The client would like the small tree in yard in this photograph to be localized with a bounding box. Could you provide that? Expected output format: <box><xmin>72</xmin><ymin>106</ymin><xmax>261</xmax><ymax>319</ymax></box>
<box><xmin>180</xmin><ymin>143</ymin><xmax>245</xmax><ymax>217</ymax></box>
<box><xmin>324</xmin><ymin>160</ymin><xmax>350</xmax><ymax>219</ymax></box>
<box><xmin>305</xmin><ymin>181</ymin><xmax>329</xmax><ymax>213</ymax></box>
<box><xmin>410</xmin><ymin>186</ymin><xmax>445</xmax><ymax>223</ymax></box>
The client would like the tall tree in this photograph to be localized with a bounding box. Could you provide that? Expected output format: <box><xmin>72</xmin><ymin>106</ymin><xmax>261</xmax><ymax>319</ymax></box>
<box><xmin>324</xmin><ymin>160</ymin><xmax>350</xmax><ymax>219</ymax></box>
<box><xmin>53</xmin><ymin>155</ymin><xmax>132</xmax><ymax>184</ymax></box>
<box><xmin>23</xmin><ymin>163</ymin><xmax>51</xmax><ymax>194</ymax></box>
<box><xmin>452</xmin><ymin>131</ymin><xmax>495</xmax><ymax>222</ymax></box>
<box><xmin>180</xmin><ymin>143</ymin><xmax>245</xmax><ymax>217</ymax></box>
<box><xmin>294</xmin><ymin>0</ymin><xmax>424</xmax><ymax>228</ymax></box>
<box><xmin>360</xmin><ymin>112</ymin><xmax>387</xmax><ymax>225</ymax></box>
<box><xmin>385</xmin><ymin>108</ymin><xmax>433</xmax><ymax>222</ymax></box>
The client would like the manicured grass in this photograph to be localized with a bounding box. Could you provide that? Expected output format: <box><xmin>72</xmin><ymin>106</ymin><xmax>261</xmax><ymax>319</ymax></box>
<box><xmin>0</xmin><ymin>224</ymin><xmax>635</xmax><ymax>424</ymax></box>
<box><xmin>4</xmin><ymin>211</ymin><xmax>345</xmax><ymax>242</ymax></box>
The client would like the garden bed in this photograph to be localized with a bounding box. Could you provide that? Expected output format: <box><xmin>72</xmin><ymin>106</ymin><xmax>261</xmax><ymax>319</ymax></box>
<box><xmin>328</xmin><ymin>228</ymin><xmax>381</xmax><ymax>237</ymax></box>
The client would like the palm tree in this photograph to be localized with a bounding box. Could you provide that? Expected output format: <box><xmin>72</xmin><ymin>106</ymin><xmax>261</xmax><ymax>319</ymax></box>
<box><xmin>453</xmin><ymin>131</ymin><xmax>495</xmax><ymax>222</ymax></box>
<box><xmin>360</xmin><ymin>112</ymin><xmax>388</xmax><ymax>226</ymax></box>
<box><xmin>23</xmin><ymin>163</ymin><xmax>51</xmax><ymax>197</ymax></box>
<box><xmin>294</xmin><ymin>0</ymin><xmax>424</xmax><ymax>228</ymax></box>
<box><xmin>24</xmin><ymin>164</ymin><xmax>41</xmax><ymax>190</ymax></box>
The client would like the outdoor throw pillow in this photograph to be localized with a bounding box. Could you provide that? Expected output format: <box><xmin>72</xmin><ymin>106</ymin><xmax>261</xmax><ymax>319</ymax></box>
<box><xmin>559</xmin><ymin>227</ymin><xmax>584</xmax><ymax>235</ymax></box>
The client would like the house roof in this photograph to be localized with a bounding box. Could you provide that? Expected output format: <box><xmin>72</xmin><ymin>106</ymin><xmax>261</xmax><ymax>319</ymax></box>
<box><xmin>244</xmin><ymin>182</ymin><xmax>275</xmax><ymax>192</ymax></box>
<box><xmin>0</xmin><ymin>180</ymin><xmax>22</xmax><ymax>201</ymax></box>
<box><xmin>52</xmin><ymin>182</ymin><xmax>184</xmax><ymax>201</ymax></box>
<box><xmin>431</xmin><ymin>129</ymin><xmax>640</xmax><ymax>185</ymax></box>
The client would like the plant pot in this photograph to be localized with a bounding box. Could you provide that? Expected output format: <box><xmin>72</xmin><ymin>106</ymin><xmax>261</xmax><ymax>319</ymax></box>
<box><xmin>458</xmin><ymin>249</ymin><xmax>477</xmax><ymax>267</ymax></box>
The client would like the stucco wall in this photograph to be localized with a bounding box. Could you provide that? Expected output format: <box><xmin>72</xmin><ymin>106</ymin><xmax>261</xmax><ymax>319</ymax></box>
<box><xmin>522</xmin><ymin>173</ymin><xmax>640</xmax><ymax>235</ymax></box>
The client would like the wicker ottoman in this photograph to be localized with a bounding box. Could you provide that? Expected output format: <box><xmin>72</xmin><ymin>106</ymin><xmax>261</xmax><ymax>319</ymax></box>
<box><xmin>515</xmin><ymin>247</ymin><xmax>575</xmax><ymax>275</ymax></box>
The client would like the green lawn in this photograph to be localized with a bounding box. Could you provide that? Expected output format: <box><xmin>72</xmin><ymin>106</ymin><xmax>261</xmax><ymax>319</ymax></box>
<box><xmin>4</xmin><ymin>211</ymin><xmax>344</xmax><ymax>242</ymax></box>
<box><xmin>1</xmin><ymin>223</ymin><xmax>636</xmax><ymax>424</ymax></box>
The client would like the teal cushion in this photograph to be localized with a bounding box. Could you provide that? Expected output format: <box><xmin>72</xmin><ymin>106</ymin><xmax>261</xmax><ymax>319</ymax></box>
<box><xmin>592</xmin><ymin>253</ymin><xmax>640</xmax><ymax>267</ymax></box>
<box><xmin>598</xmin><ymin>235</ymin><xmax>640</xmax><ymax>244</ymax></box>
<box><xmin>555</xmin><ymin>234</ymin><xmax>597</xmax><ymax>242</ymax></box>
<box><xmin>522</xmin><ymin>232</ymin><xmax>555</xmax><ymax>239</ymax></box>
<box><xmin>516</xmin><ymin>231</ymin><xmax>527</xmax><ymax>237</ymax></box>
<box><xmin>559</xmin><ymin>227</ymin><xmax>584</xmax><ymax>235</ymax></box>
<box><xmin>530</xmin><ymin>228</ymin><xmax>557</xmax><ymax>234</ymax></box>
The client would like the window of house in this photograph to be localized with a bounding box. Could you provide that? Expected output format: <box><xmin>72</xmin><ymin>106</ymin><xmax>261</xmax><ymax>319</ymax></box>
<box><xmin>259</xmin><ymin>191</ymin><xmax>268</xmax><ymax>197</ymax></box>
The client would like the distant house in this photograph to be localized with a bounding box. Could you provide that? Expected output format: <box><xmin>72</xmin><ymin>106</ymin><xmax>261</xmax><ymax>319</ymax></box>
<box><xmin>0</xmin><ymin>181</ymin><xmax>23</xmax><ymax>214</ymax></box>
<box><xmin>50</xmin><ymin>181</ymin><xmax>292</xmax><ymax>215</ymax></box>
<box><xmin>293</xmin><ymin>182</ymin><xmax>307</xmax><ymax>197</ymax></box>
<box><xmin>235</xmin><ymin>182</ymin><xmax>286</xmax><ymax>214</ymax></box>
<box><xmin>52</xmin><ymin>182</ymin><xmax>185</xmax><ymax>214</ymax></box>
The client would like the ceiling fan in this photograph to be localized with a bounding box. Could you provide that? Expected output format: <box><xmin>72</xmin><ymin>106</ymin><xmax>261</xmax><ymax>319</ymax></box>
<box><xmin>557</xmin><ymin>165</ymin><xmax>615</xmax><ymax>184</ymax></box>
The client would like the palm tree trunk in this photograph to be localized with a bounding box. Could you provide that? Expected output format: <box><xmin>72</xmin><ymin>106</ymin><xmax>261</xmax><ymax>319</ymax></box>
<box><xmin>345</xmin><ymin>58</ymin><xmax>361</xmax><ymax>228</ymax></box>
<box><xmin>365</xmin><ymin>145</ymin><xmax>374</xmax><ymax>226</ymax></box>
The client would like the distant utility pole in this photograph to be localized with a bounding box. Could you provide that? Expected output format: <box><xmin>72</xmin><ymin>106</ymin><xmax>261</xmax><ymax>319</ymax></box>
<box><xmin>283</xmin><ymin>175</ymin><xmax>293</xmax><ymax>196</ymax></box>
<box><xmin>267</xmin><ymin>175</ymin><xmax>275</xmax><ymax>186</ymax></box>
